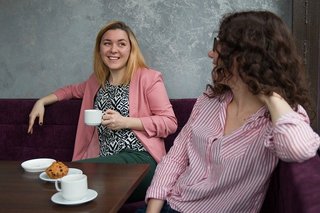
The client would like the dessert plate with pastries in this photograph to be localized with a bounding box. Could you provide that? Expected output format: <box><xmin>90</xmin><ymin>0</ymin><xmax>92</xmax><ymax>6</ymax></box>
<box><xmin>39</xmin><ymin>161</ymin><xmax>83</xmax><ymax>182</ymax></box>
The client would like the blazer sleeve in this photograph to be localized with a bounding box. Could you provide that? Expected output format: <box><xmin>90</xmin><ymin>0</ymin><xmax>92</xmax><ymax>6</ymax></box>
<box><xmin>139</xmin><ymin>72</ymin><xmax>178</xmax><ymax>138</ymax></box>
<box><xmin>53</xmin><ymin>75</ymin><xmax>94</xmax><ymax>101</ymax></box>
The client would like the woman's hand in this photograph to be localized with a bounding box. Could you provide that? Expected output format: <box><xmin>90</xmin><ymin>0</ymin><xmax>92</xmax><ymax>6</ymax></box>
<box><xmin>257</xmin><ymin>92</ymin><xmax>283</xmax><ymax>105</ymax></box>
<box><xmin>102</xmin><ymin>109</ymin><xmax>145</xmax><ymax>131</ymax></box>
<box><xmin>101</xmin><ymin>109</ymin><xmax>127</xmax><ymax>130</ymax></box>
<box><xmin>27</xmin><ymin>100</ymin><xmax>45</xmax><ymax>134</ymax></box>
<box><xmin>27</xmin><ymin>94</ymin><xmax>58</xmax><ymax>134</ymax></box>
<box><xmin>257</xmin><ymin>92</ymin><xmax>294</xmax><ymax>124</ymax></box>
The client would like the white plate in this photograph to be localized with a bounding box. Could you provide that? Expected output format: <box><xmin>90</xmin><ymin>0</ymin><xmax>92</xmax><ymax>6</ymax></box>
<box><xmin>21</xmin><ymin>158</ymin><xmax>56</xmax><ymax>173</ymax></box>
<box><xmin>39</xmin><ymin>168</ymin><xmax>83</xmax><ymax>182</ymax></box>
<box><xmin>51</xmin><ymin>189</ymin><xmax>98</xmax><ymax>205</ymax></box>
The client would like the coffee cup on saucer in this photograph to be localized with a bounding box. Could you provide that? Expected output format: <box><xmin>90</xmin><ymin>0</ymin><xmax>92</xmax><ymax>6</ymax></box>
<box><xmin>55</xmin><ymin>174</ymin><xmax>88</xmax><ymax>201</ymax></box>
<box><xmin>84</xmin><ymin>109</ymin><xmax>103</xmax><ymax>126</ymax></box>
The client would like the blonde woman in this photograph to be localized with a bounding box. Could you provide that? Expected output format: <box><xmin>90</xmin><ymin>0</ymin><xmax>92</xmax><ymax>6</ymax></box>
<box><xmin>28</xmin><ymin>21</ymin><xmax>177</xmax><ymax>201</ymax></box>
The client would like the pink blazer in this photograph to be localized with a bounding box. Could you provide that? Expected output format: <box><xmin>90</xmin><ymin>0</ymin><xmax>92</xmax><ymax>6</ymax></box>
<box><xmin>54</xmin><ymin>68</ymin><xmax>177</xmax><ymax>162</ymax></box>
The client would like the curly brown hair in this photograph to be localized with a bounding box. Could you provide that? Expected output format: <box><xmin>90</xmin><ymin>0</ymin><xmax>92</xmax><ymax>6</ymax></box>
<box><xmin>207</xmin><ymin>11</ymin><xmax>312</xmax><ymax>113</ymax></box>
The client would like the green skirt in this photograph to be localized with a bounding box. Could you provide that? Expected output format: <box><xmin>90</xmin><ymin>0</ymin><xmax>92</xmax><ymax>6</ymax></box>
<box><xmin>77</xmin><ymin>150</ymin><xmax>157</xmax><ymax>202</ymax></box>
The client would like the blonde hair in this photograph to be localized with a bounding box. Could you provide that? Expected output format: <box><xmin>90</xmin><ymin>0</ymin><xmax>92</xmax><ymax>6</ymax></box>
<box><xmin>93</xmin><ymin>21</ymin><xmax>147</xmax><ymax>86</ymax></box>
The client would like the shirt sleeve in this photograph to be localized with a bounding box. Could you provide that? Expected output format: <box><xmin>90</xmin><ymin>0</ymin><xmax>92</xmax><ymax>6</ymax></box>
<box><xmin>265</xmin><ymin>105</ymin><xmax>320</xmax><ymax>162</ymax></box>
<box><xmin>145</xmin><ymin>95</ymin><xmax>204</xmax><ymax>201</ymax></box>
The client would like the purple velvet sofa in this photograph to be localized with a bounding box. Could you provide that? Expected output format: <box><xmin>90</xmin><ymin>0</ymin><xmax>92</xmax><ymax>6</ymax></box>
<box><xmin>1</xmin><ymin>98</ymin><xmax>320</xmax><ymax>213</ymax></box>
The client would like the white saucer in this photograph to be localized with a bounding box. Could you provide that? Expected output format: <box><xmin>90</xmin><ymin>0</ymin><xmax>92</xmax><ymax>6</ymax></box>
<box><xmin>21</xmin><ymin>158</ymin><xmax>56</xmax><ymax>173</ymax></box>
<box><xmin>39</xmin><ymin>168</ymin><xmax>83</xmax><ymax>182</ymax></box>
<box><xmin>51</xmin><ymin>189</ymin><xmax>98</xmax><ymax>205</ymax></box>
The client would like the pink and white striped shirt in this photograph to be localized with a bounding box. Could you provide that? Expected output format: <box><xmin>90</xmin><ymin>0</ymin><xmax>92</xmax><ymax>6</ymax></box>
<box><xmin>146</xmin><ymin>92</ymin><xmax>320</xmax><ymax>213</ymax></box>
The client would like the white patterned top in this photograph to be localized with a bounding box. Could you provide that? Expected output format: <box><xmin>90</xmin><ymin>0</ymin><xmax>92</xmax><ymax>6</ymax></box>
<box><xmin>94</xmin><ymin>81</ymin><xmax>145</xmax><ymax>156</ymax></box>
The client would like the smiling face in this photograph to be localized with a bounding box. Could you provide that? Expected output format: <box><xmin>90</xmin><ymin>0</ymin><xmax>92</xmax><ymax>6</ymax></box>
<box><xmin>99</xmin><ymin>29</ymin><xmax>131</xmax><ymax>73</ymax></box>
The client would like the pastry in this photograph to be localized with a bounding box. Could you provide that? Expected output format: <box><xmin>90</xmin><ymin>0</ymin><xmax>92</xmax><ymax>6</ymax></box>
<box><xmin>45</xmin><ymin>161</ymin><xmax>69</xmax><ymax>179</ymax></box>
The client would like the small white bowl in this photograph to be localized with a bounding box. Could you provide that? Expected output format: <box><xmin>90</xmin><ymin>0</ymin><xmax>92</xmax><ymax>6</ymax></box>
<box><xmin>21</xmin><ymin>158</ymin><xmax>56</xmax><ymax>173</ymax></box>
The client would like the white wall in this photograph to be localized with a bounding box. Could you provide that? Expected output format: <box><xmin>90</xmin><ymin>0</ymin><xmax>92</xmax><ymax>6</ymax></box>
<box><xmin>0</xmin><ymin>0</ymin><xmax>292</xmax><ymax>98</ymax></box>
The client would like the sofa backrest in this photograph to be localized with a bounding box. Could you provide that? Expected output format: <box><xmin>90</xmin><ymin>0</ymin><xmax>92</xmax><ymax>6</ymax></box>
<box><xmin>0</xmin><ymin>99</ymin><xmax>81</xmax><ymax>161</ymax></box>
<box><xmin>0</xmin><ymin>98</ymin><xmax>196</xmax><ymax>161</ymax></box>
<box><xmin>164</xmin><ymin>99</ymin><xmax>196</xmax><ymax>151</ymax></box>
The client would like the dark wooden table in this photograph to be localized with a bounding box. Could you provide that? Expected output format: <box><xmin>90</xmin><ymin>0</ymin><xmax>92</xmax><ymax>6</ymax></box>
<box><xmin>0</xmin><ymin>161</ymin><xmax>149</xmax><ymax>213</ymax></box>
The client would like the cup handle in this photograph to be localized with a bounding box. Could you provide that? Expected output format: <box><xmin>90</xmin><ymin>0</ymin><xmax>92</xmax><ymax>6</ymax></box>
<box><xmin>55</xmin><ymin>180</ymin><xmax>62</xmax><ymax>192</ymax></box>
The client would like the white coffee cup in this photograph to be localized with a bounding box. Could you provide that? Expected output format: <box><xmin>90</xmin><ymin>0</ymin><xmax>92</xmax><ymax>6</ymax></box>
<box><xmin>84</xmin><ymin>109</ymin><xmax>103</xmax><ymax>126</ymax></box>
<box><xmin>55</xmin><ymin>174</ymin><xmax>88</xmax><ymax>201</ymax></box>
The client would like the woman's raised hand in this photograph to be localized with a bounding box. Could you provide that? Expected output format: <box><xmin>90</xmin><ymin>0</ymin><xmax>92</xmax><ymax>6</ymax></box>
<box><xmin>27</xmin><ymin>100</ymin><xmax>45</xmax><ymax>134</ymax></box>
